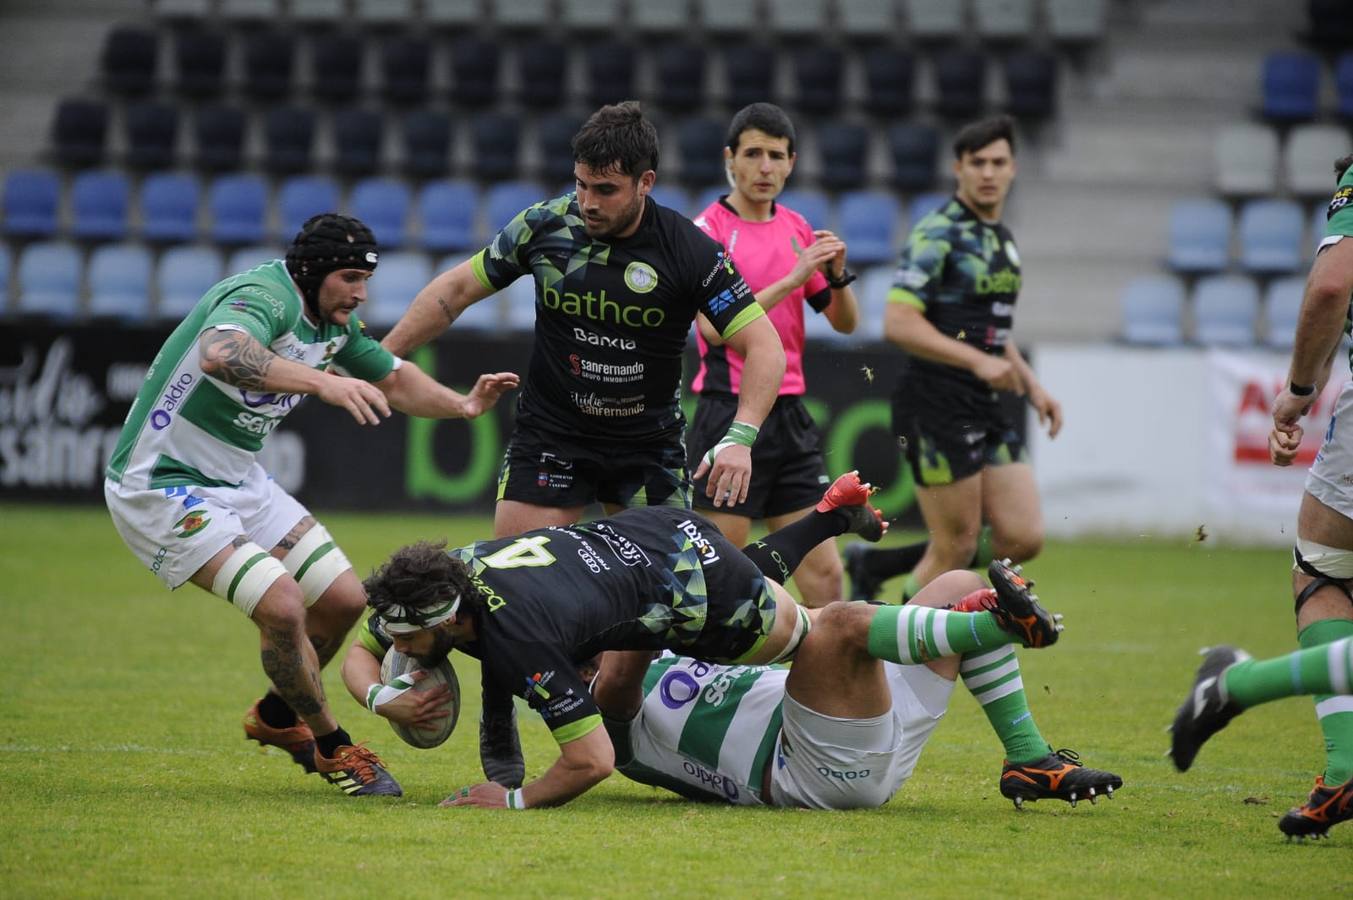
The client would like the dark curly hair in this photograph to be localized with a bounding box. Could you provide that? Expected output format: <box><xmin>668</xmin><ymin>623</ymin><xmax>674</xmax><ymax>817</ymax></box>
<box><xmin>572</xmin><ymin>100</ymin><xmax>659</xmax><ymax>178</ymax></box>
<box><xmin>363</xmin><ymin>540</ymin><xmax>481</xmax><ymax>625</ymax></box>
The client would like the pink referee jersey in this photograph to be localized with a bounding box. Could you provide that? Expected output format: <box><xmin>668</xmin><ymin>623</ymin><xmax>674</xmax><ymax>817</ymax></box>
<box><xmin>691</xmin><ymin>197</ymin><xmax>832</xmax><ymax>396</ymax></box>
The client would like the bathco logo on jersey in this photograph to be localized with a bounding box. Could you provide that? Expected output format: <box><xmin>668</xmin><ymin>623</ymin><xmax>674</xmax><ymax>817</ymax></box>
<box><xmin>542</xmin><ymin>286</ymin><xmax>665</xmax><ymax>327</ymax></box>
<box><xmin>677</xmin><ymin>518</ymin><xmax>721</xmax><ymax>566</ymax></box>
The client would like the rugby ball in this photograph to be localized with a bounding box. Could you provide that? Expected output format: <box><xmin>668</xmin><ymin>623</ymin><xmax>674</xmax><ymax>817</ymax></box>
<box><xmin>379</xmin><ymin>649</ymin><xmax>461</xmax><ymax>750</ymax></box>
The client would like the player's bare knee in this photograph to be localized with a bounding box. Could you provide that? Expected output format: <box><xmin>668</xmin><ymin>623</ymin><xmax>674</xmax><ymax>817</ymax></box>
<box><xmin>813</xmin><ymin>601</ymin><xmax>875</xmax><ymax>653</ymax></box>
<box><xmin>929</xmin><ymin>535</ymin><xmax>978</xmax><ymax>571</ymax></box>
<box><xmin>250</xmin><ymin>579</ymin><xmax>309</xmax><ymax>637</ymax></box>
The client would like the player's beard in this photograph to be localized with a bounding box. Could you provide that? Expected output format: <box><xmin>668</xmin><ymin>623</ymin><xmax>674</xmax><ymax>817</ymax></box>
<box><xmin>411</xmin><ymin>629</ymin><xmax>456</xmax><ymax>668</ymax></box>
<box><xmin>584</xmin><ymin>193</ymin><xmax>644</xmax><ymax>239</ymax></box>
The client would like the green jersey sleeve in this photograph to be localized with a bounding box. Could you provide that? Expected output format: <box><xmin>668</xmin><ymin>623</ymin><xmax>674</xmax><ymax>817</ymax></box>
<box><xmin>332</xmin><ymin>317</ymin><xmax>397</xmax><ymax>382</ymax></box>
<box><xmin>201</xmin><ymin>282</ymin><xmax>296</xmax><ymax>344</ymax></box>
<box><xmin>1324</xmin><ymin>167</ymin><xmax>1353</xmax><ymax>243</ymax></box>
<box><xmin>888</xmin><ymin>219</ymin><xmax>953</xmax><ymax>311</ymax></box>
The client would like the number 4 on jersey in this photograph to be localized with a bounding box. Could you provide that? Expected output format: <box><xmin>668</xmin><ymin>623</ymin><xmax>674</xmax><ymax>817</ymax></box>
<box><xmin>481</xmin><ymin>535</ymin><xmax>557</xmax><ymax>569</ymax></box>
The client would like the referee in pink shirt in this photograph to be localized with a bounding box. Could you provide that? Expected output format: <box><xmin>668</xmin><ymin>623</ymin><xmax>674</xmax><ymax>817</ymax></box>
<box><xmin>689</xmin><ymin>103</ymin><xmax>863</xmax><ymax>606</ymax></box>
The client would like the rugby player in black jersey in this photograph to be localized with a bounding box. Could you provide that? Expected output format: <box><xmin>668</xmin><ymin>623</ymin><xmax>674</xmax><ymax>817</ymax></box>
<box><xmin>380</xmin><ymin>101</ymin><xmax>785</xmax><ymax>789</ymax></box>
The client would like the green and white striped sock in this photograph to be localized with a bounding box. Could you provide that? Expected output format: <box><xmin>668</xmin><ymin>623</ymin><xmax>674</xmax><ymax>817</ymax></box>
<box><xmin>960</xmin><ymin>647</ymin><xmax>1049</xmax><ymax>764</ymax></box>
<box><xmin>866</xmin><ymin>603</ymin><xmax>1013</xmax><ymax>665</ymax></box>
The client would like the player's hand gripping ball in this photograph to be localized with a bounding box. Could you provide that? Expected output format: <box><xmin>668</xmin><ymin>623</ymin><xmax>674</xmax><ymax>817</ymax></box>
<box><xmin>379</xmin><ymin>649</ymin><xmax>461</xmax><ymax>749</ymax></box>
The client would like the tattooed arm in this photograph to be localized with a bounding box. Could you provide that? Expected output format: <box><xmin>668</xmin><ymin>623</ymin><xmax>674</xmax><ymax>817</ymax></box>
<box><xmin>381</xmin><ymin>258</ymin><xmax>497</xmax><ymax>357</ymax></box>
<box><xmin>199</xmin><ymin>327</ymin><xmax>391</xmax><ymax>425</ymax></box>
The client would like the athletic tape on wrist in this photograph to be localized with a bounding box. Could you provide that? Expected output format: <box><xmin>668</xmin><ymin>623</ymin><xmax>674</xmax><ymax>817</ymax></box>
<box><xmin>505</xmin><ymin>787</ymin><xmax>527</xmax><ymax>810</ymax></box>
<box><xmin>703</xmin><ymin>420</ymin><xmax>759</xmax><ymax>466</ymax></box>
<box><xmin>365</xmin><ymin>673</ymin><xmax>418</xmax><ymax>712</ymax></box>
<box><xmin>281</xmin><ymin>524</ymin><xmax>351</xmax><ymax>607</ymax></box>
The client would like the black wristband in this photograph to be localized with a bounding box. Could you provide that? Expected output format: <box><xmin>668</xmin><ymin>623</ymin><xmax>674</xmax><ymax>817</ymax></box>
<box><xmin>826</xmin><ymin>268</ymin><xmax>856</xmax><ymax>289</ymax></box>
<box><xmin>1289</xmin><ymin>382</ymin><xmax>1316</xmax><ymax>396</ymax></box>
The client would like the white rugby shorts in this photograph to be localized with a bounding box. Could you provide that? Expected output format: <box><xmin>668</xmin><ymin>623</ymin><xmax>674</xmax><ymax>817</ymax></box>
<box><xmin>1306</xmin><ymin>380</ymin><xmax>1353</xmax><ymax>523</ymax></box>
<box><xmin>768</xmin><ymin>663</ymin><xmax>954</xmax><ymax>810</ymax></box>
<box><xmin>105</xmin><ymin>462</ymin><xmax>308</xmax><ymax>590</ymax></box>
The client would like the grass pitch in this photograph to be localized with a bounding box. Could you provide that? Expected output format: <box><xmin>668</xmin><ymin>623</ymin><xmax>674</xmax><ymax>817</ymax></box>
<box><xmin>2</xmin><ymin>503</ymin><xmax>1350</xmax><ymax>898</ymax></box>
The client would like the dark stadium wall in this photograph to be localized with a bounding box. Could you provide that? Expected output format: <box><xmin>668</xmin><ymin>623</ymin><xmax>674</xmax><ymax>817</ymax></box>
<box><xmin>0</xmin><ymin>323</ymin><xmax>1025</xmax><ymax>523</ymax></box>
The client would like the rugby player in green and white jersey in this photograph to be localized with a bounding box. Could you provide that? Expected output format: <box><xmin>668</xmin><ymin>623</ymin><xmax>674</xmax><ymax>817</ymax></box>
<box><xmin>104</xmin><ymin>214</ymin><xmax>518</xmax><ymax>798</ymax></box>
<box><xmin>593</xmin><ymin>572</ymin><xmax>1122</xmax><ymax>811</ymax></box>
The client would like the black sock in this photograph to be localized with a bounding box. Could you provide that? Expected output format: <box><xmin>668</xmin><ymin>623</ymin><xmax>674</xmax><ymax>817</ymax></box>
<box><xmin>256</xmin><ymin>691</ymin><xmax>297</xmax><ymax>729</ymax></box>
<box><xmin>740</xmin><ymin>509</ymin><xmax>848</xmax><ymax>584</ymax></box>
<box><xmin>857</xmin><ymin>541</ymin><xmax>930</xmax><ymax>580</ymax></box>
<box><xmin>315</xmin><ymin>726</ymin><xmax>352</xmax><ymax>759</ymax></box>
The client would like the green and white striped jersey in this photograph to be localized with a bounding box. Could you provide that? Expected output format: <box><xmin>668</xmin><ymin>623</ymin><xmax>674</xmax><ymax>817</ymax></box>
<box><xmin>105</xmin><ymin>260</ymin><xmax>395</xmax><ymax>490</ymax></box>
<box><xmin>613</xmin><ymin>654</ymin><xmax>789</xmax><ymax>805</ymax></box>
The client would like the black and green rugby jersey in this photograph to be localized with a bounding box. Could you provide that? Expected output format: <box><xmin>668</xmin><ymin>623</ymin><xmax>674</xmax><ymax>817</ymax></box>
<box><xmin>471</xmin><ymin>192</ymin><xmax>764</xmax><ymax>445</ymax></box>
<box><xmin>360</xmin><ymin>508</ymin><xmax>777</xmax><ymax>746</ymax></box>
<box><xmin>887</xmin><ymin>196</ymin><xmax>1022</xmax><ymax>399</ymax></box>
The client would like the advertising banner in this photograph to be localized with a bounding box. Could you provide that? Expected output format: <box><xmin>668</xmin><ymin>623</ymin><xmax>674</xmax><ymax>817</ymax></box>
<box><xmin>1</xmin><ymin>324</ymin><xmax>943</xmax><ymax>524</ymax></box>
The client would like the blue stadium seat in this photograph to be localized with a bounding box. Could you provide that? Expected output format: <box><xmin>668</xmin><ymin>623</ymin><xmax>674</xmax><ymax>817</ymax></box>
<box><xmin>677</xmin><ymin>117</ymin><xmax>727</xmax><ymax>187</ymax></box>
<box><xmin>1261</xmin><ymin>52</ymin><xmax>1322</xmax><ymax>123</ymax></box>
<box><xmin>401</xmin><ymin>110</ymin><xmax>453</xmax><ymax>180</ymax></box>
<box><xmin>518</xmin><ymin>40</ymin><xmax>568</xmax><ymax>109</ymax></box>
<box><xmin>241</xmin><ymin>30</ymin><xmax>296</xmax><ymax>102</ymax></box>
<box><xmin>332</xmin><ymin>109</ymin><xmax>386</xmax><ymax>178</ymax></box>
<box><xmin>208</xmin><ymin>174</ymin><xmax>268</xmax><ymax>246</ymax></box>
<box><xmin>1119</xmin><ymin>276</ymin><xmax>1185</xmax><ymax>346</ymax></box>
<box><xmin>141</xmin><ymin>172</ymin><xmax>200</xmax><ymax>244</ymax></box>
<box><xmin>2</xmin><ymin>170</ymin><xmax>61</xmax><ymax>239</ymax></box>
<box><xmin>838</xmin><ymin>191</ymin><xmax>900</xmax><ymax>266</ymax></box>
<box><xmin>653</xmin><ymin>43</ymin><xmax>706</xmax><ymax>112</ymax></box>
<box><xmin>909</xmin><ymin>191</ymin><xmax>949</xmax><ymax>223</ymax></box>
<box><xmin>156</xmin><ymin>245</ymin><xmax>223</xmax><ymax>320</ymax></box>
<box><xmin>768</xmin><ymin>0</ymin><xmax>828</xmax><ymax>37</ymax></box>
<box><xmin>1263</xmin><ymin>275</ymin><xmax>1305</xmax><ymax>349</ymax></box>
<box><xmin>793</xmin><ymin>47</ymin><xmax>845</xmax><ymax>115</ymax></box>
<box><xmin>355</xmin><ymin>0</ymin><xmax>416</xmax><ymax>29</ymax></box>
<box><xmin>502</xmin><ymin>271</ymin><xmax>539</xmax><ymax>331</ymax></box>
<box><xmin>817</xmin><ymin>123</ymin><xmax>872</xmax><ymax>192</ymax></box>
<box><xmin>419</xmin><ymin>179</ymin><xmax>480</xmax><ymax>253</ymax></box>
<box><xmin>51</xmin><ymin>98</ymin><xmax>109</xmax><ymax>169</ymax></box>
<box><xmin>584</xmin><ymin>41</ymin><xmax>636</xmax><ymax>108</ymax></box>
<box><xmin>648</xmin><ymin>185</ymin><xmax>690</xmax><ymax>216</ymax></box>
<box><xmin>537</xmin><ymin>112</ymin><xmax>585</xmax><ymax>184</ymax></box>
<box><xmin>1193</xmin><ymin>275</ymin><xmax>1260</xmax><ymax>346</ymax></box>
<box><xmin>71</xmin><ymin>171</ymin><xmax>131</xmax><ymax>242</ymax></box>
<box><xmin>633</xmin><ymin>0</ymin><xmax>690</xmax><ymax>33</ymax></box>
<box><xmin>484</xmin><ymin>181</ymin><xmax>545</xmax><ymax>234</ymax></box>
<box><xmin>839</xmin><ymin>0</ymin><xmax>897</xmax><ymax>38</ymax></box>
<box><xmin>364</xmin><ymin>250</ymin><xmax>431</xmax><ymax>329</ymax></box>
<box><xmin>0</xmin><ymin>243</ymin><xmax>9</xmax><ymax>312</ymax></box>
<box><xmin>724</xmin><ymin>44</ymin><xmax>777</xmax><ymax>109</ymax></box>
<box><xmin>934</xmin><ymin>50</ymin><xmax>987</xmax><ymax>119</ymax></box>
<box><xmin>777</xmin><ymin>189</ymin><xmax>832</xmax><ymax>232</ymax></box>
<box><xmin>350</xmin><ymin>178</ymin><xmax>412</xmax><ymax>249</ymax></box>
<box><xmin>262</xmin><ymin>105</ymin><xmax>317</xmax><ymax>175</ymax></box>
<box><xmin>124</xmin><ymin>101</ymin><xmax>179</xmax><ymax>170</ymax></box>
<box><xmin>100</xmin><ymin>26</ymin><xmax>158</xmax><ymax>97</ymax></box>
<box><xmin>448</xmin><ymin>36</ymin><xmax>501</xmax><ymax>107</ymax></box>
<box><xmin>425</xmin><ymin>0</ymin><xmax>482</xmax><ymax>28</ymax></box>
<box><xmin>192</xmin><ymin>104</ymin><xmax>247</xmax><ymax>173</ymax></box>
<box><xmin>1238</xmin><ymin>199</ymin><xmax>1304</xmax><ymax>275</ymax></box>
<box><xmin>171</xmin><ymin>28</ymin><xmax>226</xmax><ymax>98</ymax></box>
<box><xmin>437</xmin><ymin>254</ymin><xmax>505</xmax><ymax>330</ymax></box>
<box><xmin>471</xmin><ymin>114</ymin><xmax>523</xmax><ymax>182</ymax></box>
<box><xmin>1004</xmin><ymin>50</ymin><xmax>1058</xmax><ymax>119</ymax></box>
<box><xmin>278</xmin><ymin>176</ymin><xmax>341</xmax><ymax>241</ymax></box>
<box><xmin>697</xmin><ymin>0</ymin><xmax>757</xmax><ymax>35</ymax></box>
<box><xmin>16</xmin><ymin>241</ymin><xmax>82</xmax><ymax>319</ymax></box>
<box><xmin>863</xmin><ymin>49</ymin><xmax>916</xmax><ymax>116</ymax></box>
<box><xmin>491</xmin><ymin>0</ymin><xmax>551</xmax><ymax>30</ymax></box>
<box><xmin>380</xmin><ymin>35</ymin><xmax>433</xmax><ymax>105</ymax></box>
<box><xmin>1337</xmin><ymin>53</ymin><xmax>1353</xmax><ymax>121</ymax></box>
<box><xmin>562</xmin><ymin>0</ymin><xmax>623</xmax><ymax>31</ymax></box>
<box><xmin>1165</xmin><ymin>198</ymin><xmax>1231</xmax><ymax>275</ymax></box>
<box><xmin>87</xmin><ymin>243</ymin><xmax>153</xmax><ymax>321</ymax></box>
<box><xmin>855</xmin><ymin>265</ymin><xmax>896</xmax><ymax>341</ymax></box>
<box><xmin>226</xmin><ymin>245</ymin><xmax>284</xmax><ymax>275</ymax></box>
<box><xmin>310</xmin><ymin>32</ymin><xmax>365</xmax><ymax>104</ymax></box>
<box><xmin>889</xmin><ymin>123</ymin><xmax>939</xmax><ymax>192</ymax></box>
